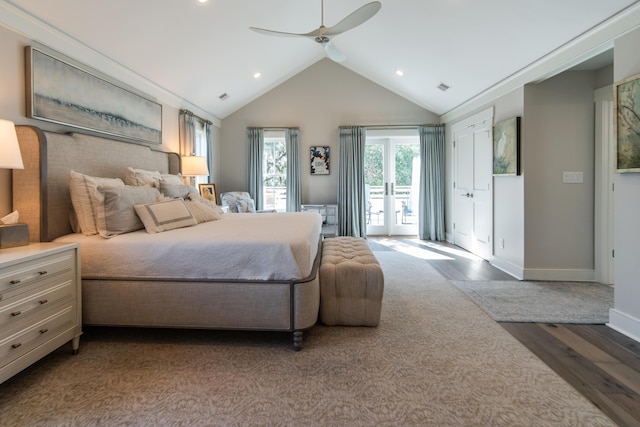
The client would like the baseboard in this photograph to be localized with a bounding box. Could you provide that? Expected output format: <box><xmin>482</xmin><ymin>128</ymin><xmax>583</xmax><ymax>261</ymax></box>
<box><xmin>608</xmin><ymin>309</ymin><xmax>640</xmax><ymax>344</ymax></box>
<box><xmin>490</xmin><ymin>258</ymin><xmax>523</xmax><ymax>280</ymax></box>
<box><xmin>522</xmin><ymin>268</ymin><xmax>596</xmax><ymax>282</ymax></box>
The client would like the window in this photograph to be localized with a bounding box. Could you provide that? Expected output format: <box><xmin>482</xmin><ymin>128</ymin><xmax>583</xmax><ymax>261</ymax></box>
<box><xmin>263</xmin><ymin>130</ymin><xmax>287</xmax><ymax>212</ymax></box>
<box><xmin>193</xmin><ymin>120</ymin><xmax>209</xmax><ymax>187</ymax></box>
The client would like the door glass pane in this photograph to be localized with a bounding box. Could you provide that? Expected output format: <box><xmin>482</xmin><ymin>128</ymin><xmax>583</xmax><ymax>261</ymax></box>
<box><xmin>364</xmin><ymin>143</ymin><xmax>385</xmax><ymax>227</ymax></box>
<box><xmin>394</xmin><ymin>142</ymin><xmax>420</xmax><ymax>226</ymax></box>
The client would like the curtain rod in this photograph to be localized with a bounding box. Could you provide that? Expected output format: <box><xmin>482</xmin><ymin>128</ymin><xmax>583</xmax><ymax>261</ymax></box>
<box><xmin>180</xmin><ymin>109</ymin><xmax>212</xmax><ymax>125</ymax></box>
<box><xmin>340</xmin><ymin>124</ymin><xmax>443</xmax><ymax>129</ymax></box>
<box><xmin>251</xmin><ymin>126</ymin><xmax>299</xmax><ymax>130</ymax></box>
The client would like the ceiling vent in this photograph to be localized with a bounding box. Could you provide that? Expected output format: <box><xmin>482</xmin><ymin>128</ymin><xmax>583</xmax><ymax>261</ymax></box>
<box><xmin>437</xmin><ymin>82</ymin><xmax>450</xmax><ymax>92</ymax></box>
<box><xmin>219</xmin><ymin>93</ymin><xmax>229</xmax><ymax>100</ymax></box>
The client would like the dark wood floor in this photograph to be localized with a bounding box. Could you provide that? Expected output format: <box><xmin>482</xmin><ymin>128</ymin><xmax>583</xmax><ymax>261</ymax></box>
<box><xmin>371</xmin><ymin>237</ymin><xmax>640</xmax><ymax>427</ymax></box>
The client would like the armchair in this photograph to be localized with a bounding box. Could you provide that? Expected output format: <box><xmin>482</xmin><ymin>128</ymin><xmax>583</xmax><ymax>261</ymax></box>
<box><xmin>220</xmin><ymin>191</ymin><xmax>277</xmax><ymax>213</ymax></box>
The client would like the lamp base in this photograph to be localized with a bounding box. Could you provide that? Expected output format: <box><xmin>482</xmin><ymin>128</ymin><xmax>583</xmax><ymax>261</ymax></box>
<box><xmin>0</xmin><ymin>223</ymin><xmax>30</xmax><ymax>248</ymax></box>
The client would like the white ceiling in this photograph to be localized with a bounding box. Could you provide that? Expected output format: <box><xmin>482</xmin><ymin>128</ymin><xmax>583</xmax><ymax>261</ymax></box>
<box><xmin>4</xmin><ymin>0</ymin><xmax>639</xmax><ymax>121</ymax></box>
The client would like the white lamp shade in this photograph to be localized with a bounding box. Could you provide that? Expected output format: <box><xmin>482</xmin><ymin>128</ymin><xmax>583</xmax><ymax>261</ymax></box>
<box><xmin>181</xmin><ymin>156</ymin><xmax>209</xmax><ymax>176</ymax></box>
<box><xmin>0</xmin><ymin>119</ymin><xmax>24</xmax><ymax>170</ymax></box>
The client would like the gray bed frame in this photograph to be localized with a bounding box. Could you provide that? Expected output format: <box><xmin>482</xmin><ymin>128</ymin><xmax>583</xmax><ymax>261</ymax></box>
<box><xmin>12</xmin><ymin>126</ymin><xmax>320</xmax><ymax>350</ymax></box>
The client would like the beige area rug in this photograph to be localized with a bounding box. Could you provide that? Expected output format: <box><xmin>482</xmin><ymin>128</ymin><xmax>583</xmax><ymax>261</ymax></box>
<box><xmin>0</xmin><ymin>250</ymin><xmax>615</xmax><ymax>426</ymax></box>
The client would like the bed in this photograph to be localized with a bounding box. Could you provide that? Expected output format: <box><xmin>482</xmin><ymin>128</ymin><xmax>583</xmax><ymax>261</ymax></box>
<box><xmin>12</xmin><ymin>126</ymin><xmax>322</xmax><ymax>350</ymax></box>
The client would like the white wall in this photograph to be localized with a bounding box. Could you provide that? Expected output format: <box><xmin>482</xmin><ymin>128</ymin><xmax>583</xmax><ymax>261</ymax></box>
<box><xmin>219</xmin><ymin>59</ymin><xmax>439</xmax><ymax>204</ymax></box>
<box><xmin>609</xmin><ymin>27</ymin><xmax>640</xmax><ymax>341</ymax></box>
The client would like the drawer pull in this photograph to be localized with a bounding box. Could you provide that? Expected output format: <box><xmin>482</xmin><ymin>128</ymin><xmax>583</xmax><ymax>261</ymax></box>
<box><xmin>11</xmin><ymin>343</ymin><xmax>22</xmax><ymax>349</ymax></box>
<box><xmin>9</xmin><ymin>270</ymin><xmax>48</xmax><ymax>285</ymax></box>
<box><xmin>11</xmin><ymin>310</ymin><xmax>22</xmax><ymax>317</ymax></box>
<box><xmin>39</xmin><ymin>299</ymin><xmax>48</xmax><ymax>305</ymax></box>
<box><xmin>39</xmin><ymin>328</ymin><xmax>49</xmax><ymax>334</ymax></box>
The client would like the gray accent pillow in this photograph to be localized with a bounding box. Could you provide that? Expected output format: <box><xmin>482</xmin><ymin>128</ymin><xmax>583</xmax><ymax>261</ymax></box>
<box><xmin>94</xmin><ymin>185</ymin><xmax>160</xmax><ymax>238</ymax></box>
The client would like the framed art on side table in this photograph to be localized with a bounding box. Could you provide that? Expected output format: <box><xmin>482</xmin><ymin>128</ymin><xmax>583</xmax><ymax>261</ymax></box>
<box><xmin>199</xmin><ymin>183</ymin><xmax>217</xmax><ymax>203</ymax></box>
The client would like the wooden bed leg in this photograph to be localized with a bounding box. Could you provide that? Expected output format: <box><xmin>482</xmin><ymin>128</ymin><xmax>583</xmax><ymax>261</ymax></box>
<box><xmin>293</xmin><ymin>331</ymin><xmax>303</xmax><ymax>351</ymax></box>
<box><xmin>71</xmin><ymin>336</ymin><xmax>80</xmax><ymax>355</ymax></box>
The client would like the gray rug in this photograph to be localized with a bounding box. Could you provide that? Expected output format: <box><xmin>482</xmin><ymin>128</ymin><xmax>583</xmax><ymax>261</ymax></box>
<box><xmin>451</xmin><ymin>280</ymin><xmax>614</xmax><ymax>323</ymax></box>
<box><xmin>0</xmin><ymin>251</ymin><xmax>614</xmax><ymax>426</ymax></box>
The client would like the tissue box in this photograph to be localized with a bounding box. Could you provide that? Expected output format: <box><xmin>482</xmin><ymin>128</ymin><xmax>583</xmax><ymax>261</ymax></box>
<box><xmin>0</xmin><ymin>223</ymin><xmax>30</xmax><ymax>248</ymax></box>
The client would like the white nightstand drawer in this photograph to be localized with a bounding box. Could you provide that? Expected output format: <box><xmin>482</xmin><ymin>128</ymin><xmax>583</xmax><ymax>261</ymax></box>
<box><xmin>0</xmin><ymin>304</ymin><xmax>75</xmax><ymax>364</ymax></box>
<box><xmin>0</xmin><ymin>252</ymin><xmax>74</xmax><ymax>295</ymax></box>
<box><xmin>0</xmin><ymin>280</ymin><xmax>75</xmax><ymax>331</ymax></box>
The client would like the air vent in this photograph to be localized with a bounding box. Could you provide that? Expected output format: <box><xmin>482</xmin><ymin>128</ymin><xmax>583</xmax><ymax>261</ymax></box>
<box><xmin>437</xmin><ymin>82</ymin><xmax>450</xmax><ymax>91</ymax></box>
<box><xmin>219</xmin><ymin>93</ymin><xmax>229</xmax><ymax>100</ymax></box>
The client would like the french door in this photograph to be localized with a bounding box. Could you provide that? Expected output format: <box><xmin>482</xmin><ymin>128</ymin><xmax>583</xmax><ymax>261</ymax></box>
<box><xmin>365</xmin><ymin>129</ymin><xmax>420</xmax><ymax>236</ymax></box>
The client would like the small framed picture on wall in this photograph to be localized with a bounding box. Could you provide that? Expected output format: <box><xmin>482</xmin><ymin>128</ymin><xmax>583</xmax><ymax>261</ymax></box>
<box><xmin>310</xmin><ymin>146</ymin><xmax>330</xmax><ymax>175</ymax></box>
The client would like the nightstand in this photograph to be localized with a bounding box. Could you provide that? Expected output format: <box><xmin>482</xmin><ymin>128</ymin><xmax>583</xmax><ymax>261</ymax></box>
<box><xmin>301</xmin><ymin>204</ymin><xmax>338</xmax><ymax>238</ymax></box>
<box><xmin>0</xmin><ymin>243</ymin><xmax>82</xmax><ymax>384</ymax></box>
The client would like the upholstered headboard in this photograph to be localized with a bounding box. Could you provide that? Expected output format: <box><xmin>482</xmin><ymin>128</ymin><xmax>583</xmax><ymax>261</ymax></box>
<box><xmin>12</xmin><ymin>126</ymin><xmax>181</xmax><ymax>242</ymax></box>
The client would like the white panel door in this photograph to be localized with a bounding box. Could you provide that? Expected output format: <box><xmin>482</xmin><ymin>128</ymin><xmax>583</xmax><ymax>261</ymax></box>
<box><xmin>453</xmin><ymin>111</ymin><xmax>493</xmax><ymax>260</ymax></box>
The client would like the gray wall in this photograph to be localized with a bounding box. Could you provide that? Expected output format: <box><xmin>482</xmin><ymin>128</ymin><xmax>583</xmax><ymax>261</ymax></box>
<box><xmin>611</xmin><ymin>26</ymin><xmax>640</xmax><ymax>341</ymax></box>
<box><xmin>219</xmin><ymin>59</ymin><xmax>439</xmax><ymax>204</ymax></box>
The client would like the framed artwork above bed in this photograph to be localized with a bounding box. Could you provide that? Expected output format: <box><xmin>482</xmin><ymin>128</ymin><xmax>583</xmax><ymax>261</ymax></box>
<box><xmin>25</xmin><ymin>46</ymin><xmax>162</xmax><ymax>145</ymax></box>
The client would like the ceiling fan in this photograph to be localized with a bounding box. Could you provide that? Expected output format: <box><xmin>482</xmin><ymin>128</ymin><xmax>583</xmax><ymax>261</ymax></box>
<box><xmin>250</xmin><ymin>1</ymin><xmax>381</xmax><ymax>63</ymax></box>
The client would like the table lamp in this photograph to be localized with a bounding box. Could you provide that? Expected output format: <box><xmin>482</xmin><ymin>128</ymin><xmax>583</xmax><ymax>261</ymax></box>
<box><xmin>181</xmin><ymin>155</ymin><xmax>209</xmax><ymax>186</ymax></box>
<box><xmin>0</xmin><ymin>119</ymin><xmax>29</xmax><ymax>248</ymax></box>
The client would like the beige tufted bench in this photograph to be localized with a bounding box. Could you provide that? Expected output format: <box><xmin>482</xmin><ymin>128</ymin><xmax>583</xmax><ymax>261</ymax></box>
<box><xmin>319</xmin><ymin>236</ymin><xmax>384</xmax><ymax>326</ymax></box>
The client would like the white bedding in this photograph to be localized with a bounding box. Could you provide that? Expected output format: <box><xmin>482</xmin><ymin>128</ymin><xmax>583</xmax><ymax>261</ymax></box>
<box><xmin>55</xmin><ymin>212</ymin><xmax>322</xmax><ymax>281</ymax></box>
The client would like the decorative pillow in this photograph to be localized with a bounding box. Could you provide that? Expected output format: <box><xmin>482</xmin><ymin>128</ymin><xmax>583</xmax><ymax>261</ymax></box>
<box><xmin>185</xmin><ymin>200</ymin><xmax>222</xmax><ymax>223</ymax></box>
<box><xmin>124</xmin><ymin>167</ymin><xmax>162</xmax><ymax>187</ymax></box>
<box><xmin>160</xmin><ymin>173</ymin><xmax>184</xmax><ymax>186</ymax></box>
<box><xmin>94</xmin><ymin>185</ymin><xmax>160</xmax><ymax>238</ymax></box>
<box><xmin>159</xmin><ymin>182</ymin><xmax>194</xmax><ymax>199</ymax></box>
<box><xmin>134</xmin><ymin>199</ymin><xmax>197</xmax><ymax>233</ymax></box>
<box><xmin>69</xmin><ymin>170</ymin><xmax>125</xmax><ymax>235</ymax></box>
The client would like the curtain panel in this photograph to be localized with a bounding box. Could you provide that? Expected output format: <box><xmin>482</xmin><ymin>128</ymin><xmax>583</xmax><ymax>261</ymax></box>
<box><xmin>179</xmin><ymin>110</ymin><xmax>196</xmax><ymax>156</ymax></box>
<box><xmin>337</xmin><ymin>126</ymin><xmax>367</xmax><ymax>237</ymax></box>
<box><xmin>419</xmin><ymin>125</ymin><xmax>446</xmax><ymax>241</ymax></box>
<box><xmin>204</xmin><ymin>121</ymin><xmax>213</xmax><ymax>182</ymax></box>
<box><xmin>286</xmin><ymin>128</ymin><xmax>301</xmax><ymax>212</ymax></box>
<box><xmin>247</xmin><ymin>128</ymin><xmax>264</xmax><ymax>210</ymax></box>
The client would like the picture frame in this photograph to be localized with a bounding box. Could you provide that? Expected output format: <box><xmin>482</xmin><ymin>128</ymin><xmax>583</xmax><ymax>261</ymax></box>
<box><xmin>310</xmin><ymin>146</ymin><xmax>330</xmax><ymax>175</ymax></box>
<box><xmin>615</xmin><ymin>72</ymin><xmax>640</xmax><ymax>173</ymax></box>
<box><xmin>198</xmin><ymin>183</ymin><xmax>218</xmax><ymax>203</ymax></box>
<box><xmin>493</xmin><ymin>116</ymin><xmax>520</xmax><ymax>176</ymax></box>
<box><xmin>25</xmin><ymin>46</ymin><xmax>162</xmax><ymax>145</ymax></box>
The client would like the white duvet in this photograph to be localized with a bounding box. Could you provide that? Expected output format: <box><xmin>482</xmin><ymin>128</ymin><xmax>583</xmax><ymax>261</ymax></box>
<box><xmin>55</xmin><ymin>212</ymin><xmax>323</xmax><ymax>281</ymax></box>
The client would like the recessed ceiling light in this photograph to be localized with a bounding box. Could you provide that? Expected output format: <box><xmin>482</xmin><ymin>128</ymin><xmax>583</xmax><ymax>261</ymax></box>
<box><xmin>395</xmin><ymin>69</ymin><xmax>404</xmax><ymax>77</ymax></box>
<box><xmin>197</xmin><ymin>0</ymin><xmax>208</xmax><ymax>4</ymax></box>
<box><xmin>254</xmin><ymin>72</ymin><xmax>261</xmax><ymax>79</ymax></box>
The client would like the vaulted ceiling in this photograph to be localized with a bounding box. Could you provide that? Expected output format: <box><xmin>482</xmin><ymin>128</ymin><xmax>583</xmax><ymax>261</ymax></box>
<box><xmin>3</xmin><ymin>0</ymin><xmax>639</xmax><ymax>121</ymax></box>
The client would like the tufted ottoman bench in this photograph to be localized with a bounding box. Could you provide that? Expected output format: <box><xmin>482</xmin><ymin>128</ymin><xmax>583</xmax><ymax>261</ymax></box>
<box><xmin>319</xmin><ymin>236</ymin><xmax>384</xmax><ymax>326</ymax></box>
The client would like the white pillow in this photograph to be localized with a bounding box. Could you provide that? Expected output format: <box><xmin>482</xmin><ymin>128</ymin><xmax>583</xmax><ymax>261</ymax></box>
<box><xmin>69</xmin><ymin>171</ymin><xmax>125</xmax><ymax>235</ymax></box>
<box><xmin>161</xmin><ymin>173</ymin><xmax>184</xmax><ymax>186</ymax></box>
<box><xmin>94</xmin><ymin>185</ymin><xmax>160</xmax><ymax>238</ymax></box>
<box><xmin>125</xmin><ymin>167</ymin><xmax>162</xmax><ymax>187</ymax></box>
<box><xmin>134</xmin><ymin>199</ymin><xmax>197</xmax><ymax>233</ymax></box>
<box><xmin>185</xmin><ymin>200</ymin><xmax>222</xmax><ymax>223</ymax></box>
<box><xmin>159</xmin><ymin>182</ymin><xmax>194</xmax><ymax>199</ymax></box>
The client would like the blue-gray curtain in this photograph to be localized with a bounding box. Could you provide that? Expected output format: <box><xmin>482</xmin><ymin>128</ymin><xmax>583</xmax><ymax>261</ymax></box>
<box><xmin>247</xmin><ymin>127</ymin><xmax>264</xmax><ymax>210</ymax></box>
<box><xmin>419</xmin><ymin>125</ymin><xmax>446</xmax><ymax>240</ymax></box>
<box><xmin>204</xmin><ymin>121</ymin><xmax>213</xmax><ymax>183</ymax></box>
<box><xmin>338</xmin><ymin>126</ymin><xmax>366</xmax><ymax>237</ymax></box>
<box><xmin>286</xmin><ymin>128</ymin><xmax>301</xmax><ymax>212</ymax></box>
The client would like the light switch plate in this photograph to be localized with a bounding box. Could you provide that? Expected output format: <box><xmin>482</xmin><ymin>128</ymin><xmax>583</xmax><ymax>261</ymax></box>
<box><xmin>563</xmin><ymin>171</ymin><xmax>583</xmax><ymax>183</ymax></box>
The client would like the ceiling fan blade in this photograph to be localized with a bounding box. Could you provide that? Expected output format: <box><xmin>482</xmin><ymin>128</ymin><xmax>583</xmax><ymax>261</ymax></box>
<box><xmin>324</xmin><ymin>1</ymin><xmax>381</xmax><ymax>36</ymax></box>
<box><xmin>324</xmin><ymin>41</ymin><xmax>346</xmax><ymax>62</ymax></box>
<box><xmin>249</xmin><ymin>27</ymin><xmax>308</xmax><ymax>38</ymax></box>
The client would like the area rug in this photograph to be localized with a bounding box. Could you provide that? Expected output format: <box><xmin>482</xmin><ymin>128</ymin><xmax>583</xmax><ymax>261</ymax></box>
<box><xmin>0</xmin><ymin>251</ymin><xmax>614</xmax><ymax>426</ymax></box>
<box><xmin>451</xmin><ymin>280</ymin><xmax>614</xmax><ymax>323</ymax></box>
